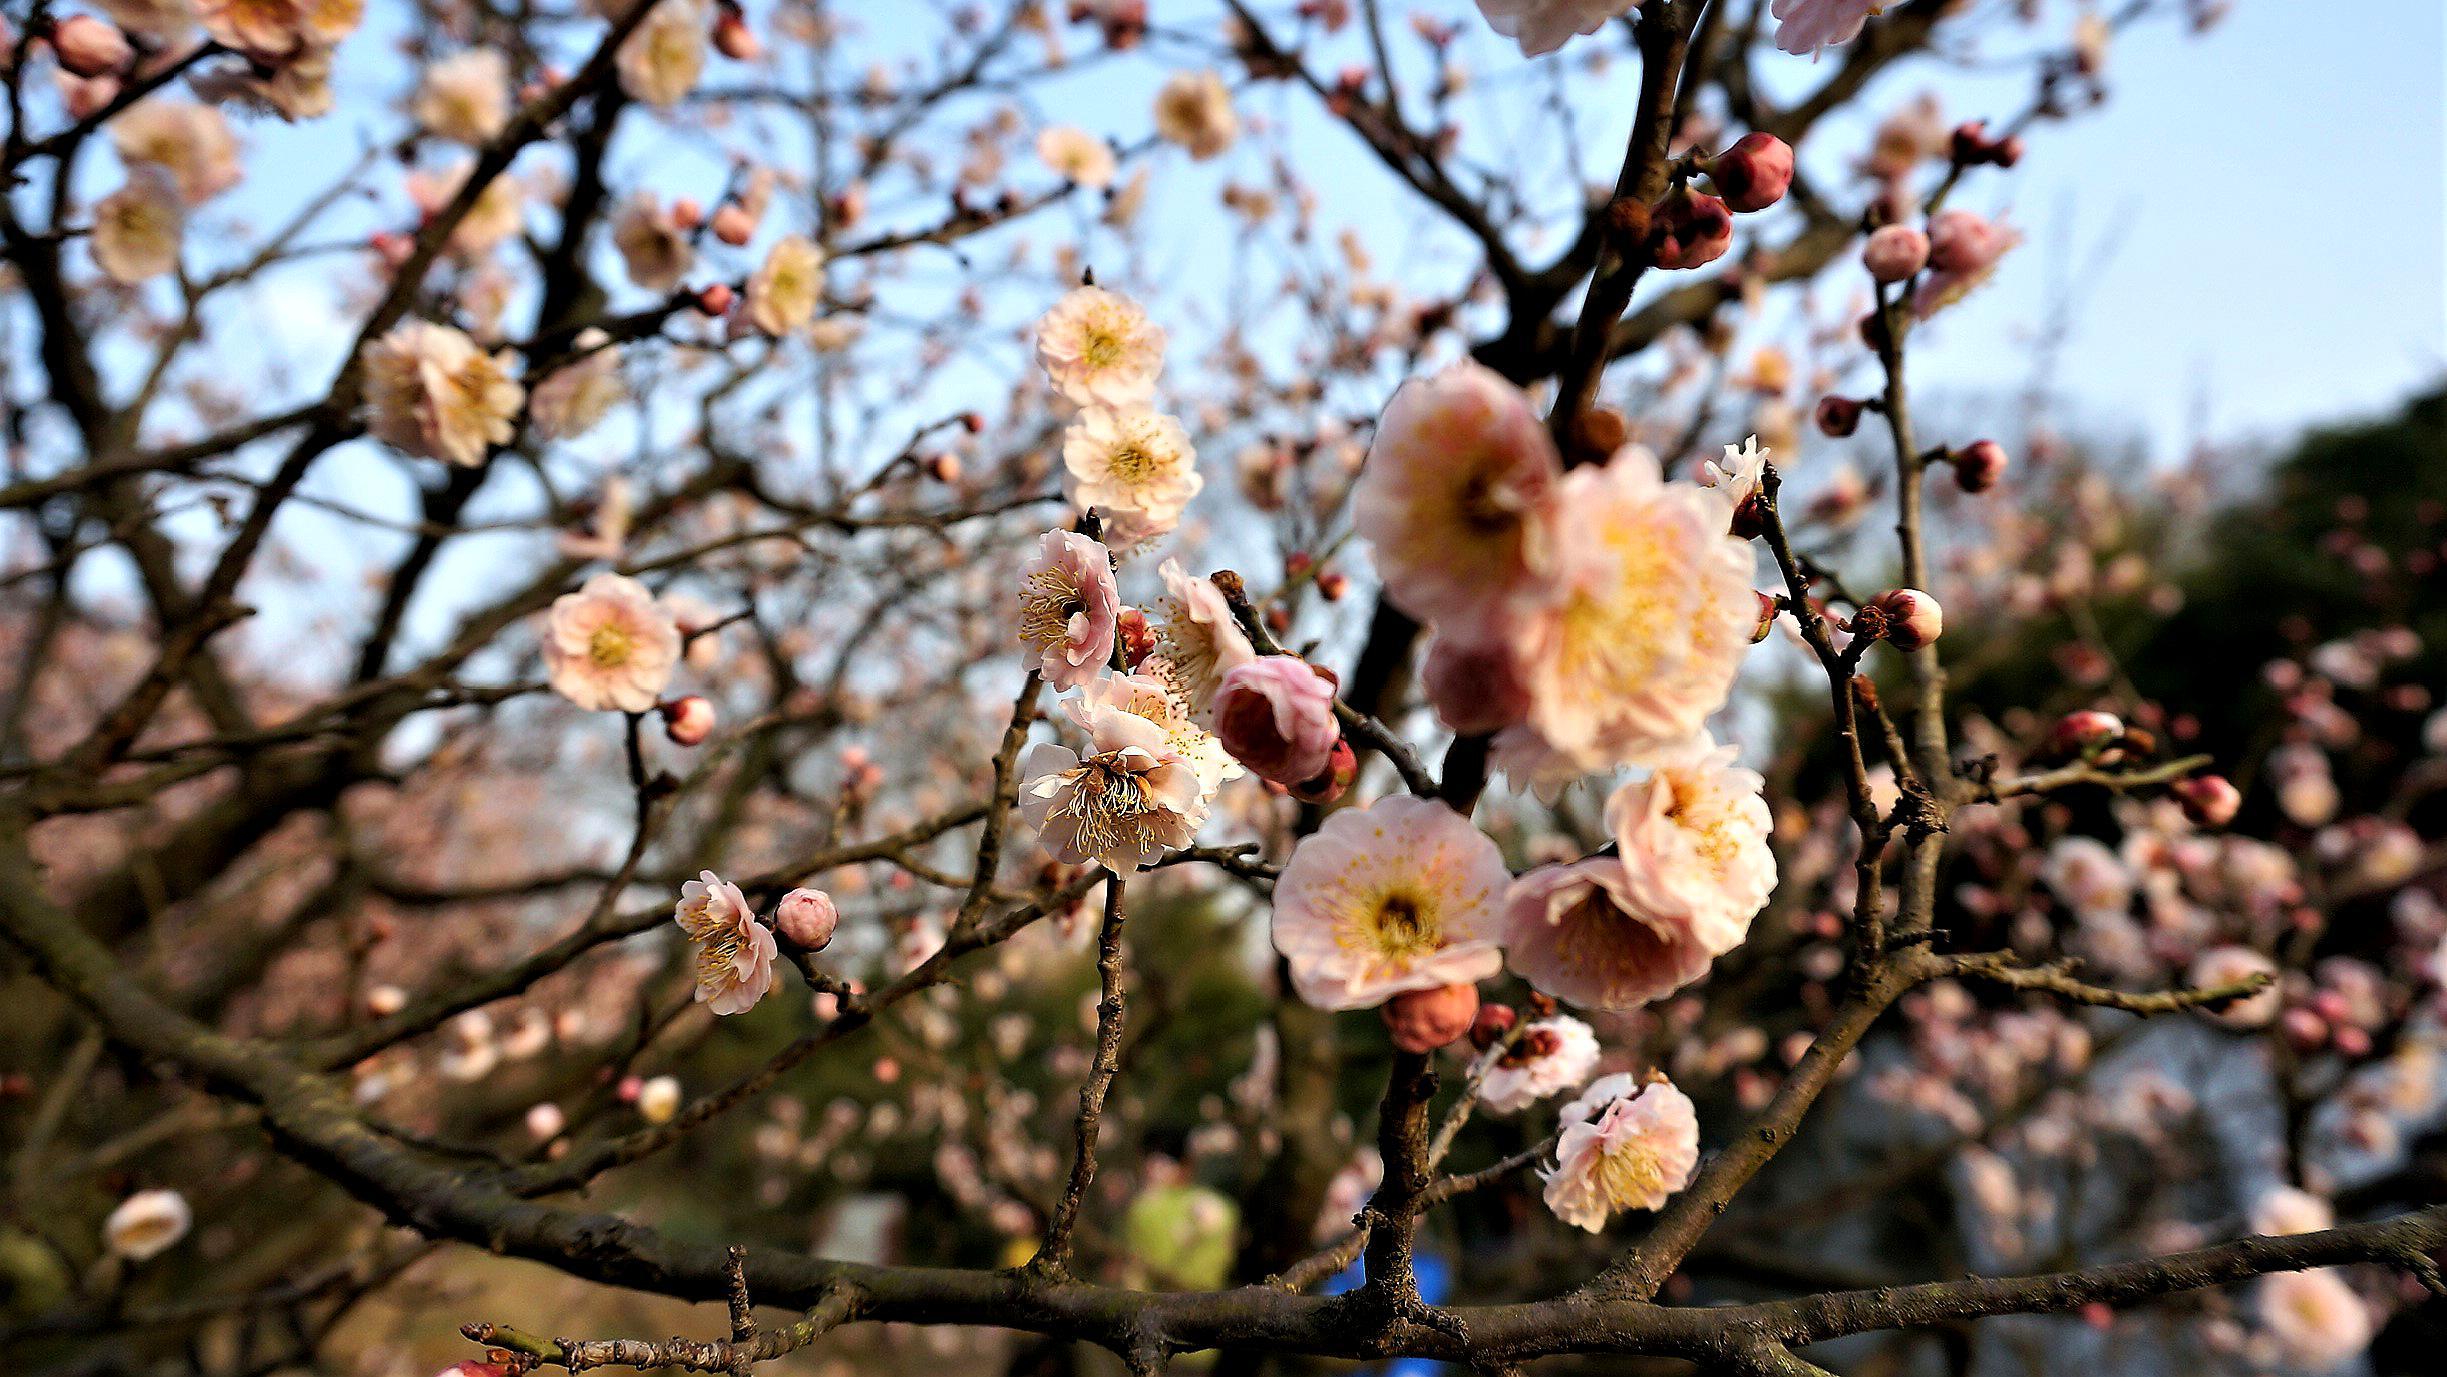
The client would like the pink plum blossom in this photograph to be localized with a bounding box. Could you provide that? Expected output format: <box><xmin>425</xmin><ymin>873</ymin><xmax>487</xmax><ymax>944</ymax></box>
<box><xmin>1352</xmin><ymin>361</ymin><xmax>1561</xmax><ymax>627</ymax></box>
<box><xmin>1479</xmin><ymin>1014</ymin><xmax>1601</xmax><ymax>1113</ymax></box>
<box><xmin>1020</xmin><ymin>698</ymin><xmax>1206</xmax><ymax>871</ymax></box>
<box><xmin>541</xmin><ymin>573</ymin><xmax>682</xmax><ymax>713</ymax></box>
<box><xmin>1503</xmin><ymin>858</ymin><xmax>1720</xmax><ymax>1012</ymax></box>
<box><xmin>1541</xmin><ymin>1074</ymin><xmax>1700</xmax><ymax>1231</ymax></box>
<box><xmin>1210</xmin><ymin>655</ymin><xmax>1339</xmax><ymax>786</ymax></box>
<box><xmin>2255</xmin><ymin>1269</ymin><xmax>2372</xmax><ymax>1371</ymax></box>
<box><xmin>1016</xmin><ymin>529</ymin><xmax>1121</xmax><ymax>690</ymax></box>
<box><xmin>674</xmin><ymin>870</ymin><xmax>777</xmax><ymax>1016</ymax></box>
<box><xmin>1604</xmin><ymin>732</ymin><xmax>1777</xmax><ymax>955</ymax></box>
<box><xmin>1472</xmin><ymin>0</ymin><xmax>1641</xmax><ymax>57</ymax></box>
<box><xmin>1771</xmin><ymin>0</ymin><xmax>1882</xmax><ymax>58</ymax></box>
<box><xmin>1036</xmin><ymin>286</ymin><xmax>1166</xmax><ymax>408</ymax></box>
<box><xmin>1151</xmin><ymin>559</ymin><xmax>1256</xmax><ymax>723</ymax></box>
<box><xmin>1270</xmin><ymin>795</ymin><xmax>1509</xmax><ymax>1010</ymax></box>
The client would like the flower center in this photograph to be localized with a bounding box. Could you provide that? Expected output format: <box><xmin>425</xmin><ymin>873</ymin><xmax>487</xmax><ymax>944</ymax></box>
<box><xmin>588</xmin><ymin>622</ymin><xmax>635</xmax><ymax>668</ymax></box>
<box><xmin>1018</xmin><ymin>568</ymin><xmax>1085</xmax><ymax>651</ymax></box>
<box><xmin>1593</xmin><ymin>1135</ymin><xmax>1667</xmax><ymax>1204</ymax></box>
<box><xmin>1105</xmin><ymin>442</ymin><xmax>1155</xmax><ymax>484</ymax></box>
<box><xmin>1368</xmin><ymin>893</ymin><xmax>1440</xmax><ymax>959</ymax></box>
<box><xmin>1056</xmin><ymin>756</ymin><xmax>1155</xmax><ymax>858</ymax></box>
<box><xmin>1082</xmin><ymin>326</ymin><xmax>1123</xmax><ymax>370</ymax></box>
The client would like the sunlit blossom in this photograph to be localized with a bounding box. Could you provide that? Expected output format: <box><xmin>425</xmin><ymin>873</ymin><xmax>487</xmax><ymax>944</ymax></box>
<box><xmin>1015</xmin><ymin>529</ymin><xmax>1121</xmax><ymax>690</ymax></box>
<box><xmin>413</xmin><ymin>48</ymin><xmax>511</xmax><ymax>145</ymax></box>
<box><xmin>1473</xmin><ymin>0</ymin><xmax>1641</xmax><ymax>57</ymax></box>
<box><xmin>1061</xmin><ymin>405</ymin><xmax>1201</xmax><ymax>541</ymax></box>
<box><xmin>1479</xmin><ymin>1014</ymin><xmax>1601</xmax><ymax>1113</ymax></box>
<box><xmin>1604</xmin><ymin>732</ymin><xmax>1777</xmax><ymax>955</ymax></box>
<box><xmin>1021</xmin><ymin>698</ymin><xmax>1207</xmax><ymax>871</ymax></box>
<box><xmin>746</xmin><ymin>234</ymin><xmax>825</xmax><ymax>335</ymax></box>
<box><xmin>1150</xmin><ymin>559</ymin><xmax>1255</xmax><ymax>724</ymax></box>
<box><xmin>1503</xmin><ymin>858</ymin><xmax>1719</xmax><ymax>1012</ymax></box>
<box><xmin>1036</xmin><ymin>286</ymin><xmax>1165</xmax><ymax>408</ymax></box>
<box><xmin>674</xmin><ymin>870</ymin><xmax>777</xmax><ymax>1016</ymax></box>
<box><xmin>1152</xmin><ymin>70</ymin><xmax>1238</xmax><ymax>159</ymax></box>
<box><xmin>540</xmin><ymin>572</ymin><xmax>682</xmax><ymax>713</ymax></box>
<box><xmin>618</xmin><ymin>0</ymin><xmax>708</xmax><ymax>107</ymax></box>
<box><xmin>1541</xmin><ymin>1074</ymin><xmax>1699</xmax><ymax>1231</ymax></box>
<box><xmin>360</xmin><ymin>319</ymin><xmax>525</xmax><ymax>467</ymax></box>
<box><xmin>1270</xmin><ymin>795</ymin><xmax>1509</xmax><ymax>1010</ymax></box>
<box><xmin>90</xmin><ymin>168</ymin><xmax>184</xmax><ymax>284</ymax></box>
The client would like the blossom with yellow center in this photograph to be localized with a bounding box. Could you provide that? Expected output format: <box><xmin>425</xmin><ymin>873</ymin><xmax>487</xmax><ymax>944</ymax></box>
<box><xmin>1502</xmin><ymin>857</ymin><xmax>1721</xmax><ymax>1012</ymax></box>
<box><xmin>1514</xmin><ymin>445</ymin><xmax>1756</xmax><ymax>773</ymax></box>
<box><xmin>1270</xmin><ymin>794</ymin><xmax>1508</xmax><ymax>1010</ymax></box>
<box><xmin>360</xmin><ymin>319</ymin><xmax>525</xmax><ymax>467</ymax></box>
<box><xmin>1019</xmin><ymin>699</ymin><xmax>1207</xmax><ymax>872</ymax></box>
<box><xmin>746</xmin><ymin>234</ymin><xmax>826</xmax><ymax>336</ymax></box>
<box><xmin>1036</xmin><ymin>285</ymin><xmax>1165</xmax><ymax>408</ymax></box>
<box><xmin>1541</xmin><ymin>1074</ymin><xmax>1699</xmax><ymax>1232</ymax></box>
<box><xmin>1604</xmin><ymin>731</ymin><xmax>1775</xmax><ymax>956</ymax></box>
<box><xmin>540</xmin><ymin>572</ymin><xmax>682</xmax><ymax>712</ymax></box>
<box><xmin>1151</xmin><ymin>70</ymin><xmax>1238</xmax><ymax>159</ymax></box>
<box><xmin>1061</xmin><ymin>405</ymin><xmax>1200</xmax><ymax>543</ymax></box>
<box><xmin>1149</xmin><ymin>558</ymin><xmax>1253</xmax><ymax>725</ymax></box>
<box><xmin>618</xmin><ymin>0</ymin><xmax>708</xmax><ymax>108</ymax></box>
<box><xmin>673</xmin><ymin>870</ymin><xmax>777</xmax><ymax>1016</ymax></box>
<box><xmin>1015</xmin><ymin>529</ymin><xmax>1120</xmax><ymax>691</ymax></box>
<box><xmin>91</xmin><ymin>168</ymin><xmax>184</xmax><ymax>284</ymax></box>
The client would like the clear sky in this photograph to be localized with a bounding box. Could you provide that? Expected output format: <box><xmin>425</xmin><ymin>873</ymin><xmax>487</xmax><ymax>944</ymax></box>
<box><xmin>1888</xmin><ymin>0</ymin><xmax>2446</xmax><ymax>455</ymax></box>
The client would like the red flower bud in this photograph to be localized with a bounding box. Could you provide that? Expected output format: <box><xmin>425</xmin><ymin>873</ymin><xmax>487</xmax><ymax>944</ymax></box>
<box><xmin>1954</xmin><ymin>438</ymin><xmax>2009</xmax><ymax>493</ymax></box>
<box><xmin>1708</xmin><ymin>132</ymin><xmax>1793</xmax><ymax>213</ymax></box>
<box><xmin>2047</xmin><ymin>709</ymin><xmax>2125</xmax><ymax>758</ymax></box>
<box><xmin>1381</xmin><ymin>983</ymin><xmax>1480</xmax><ymax>1054</ymax></box>
<box><xmin>1752</xmin><ymin>589</ymin><xmax>1780</xmax><ymax>644</ymax></box>
<box><xmin>922</xmin><ymin>451</ymin><xmax>962</xmax><ymax>484</ymax></box>
<box><xmin>1287</xmin><ymin>737</ymin><xmax>1357</xmax><ymax>805</ymax></box>
<box><xmin>2173</xmin><ymin>774</ymin><xmax>2241</xmax><ymax>828</ymax></box>
<box><xmin>659</xmin><ymin>695</ymin><xmax>716</xmax><ymax>746</ymax></box>
<box><xmin>1865</xmin><ymin>587</ymin><xmax>1943</xmax><ymax>651</ymax></box>
<box><xmin>1116</xmin><ymin>606</ymin><xmax>1156</xmax><ymax>670</ymax></box>
<box><xmin>1468</xmin><ymin>1002</ymin><xmax>1518</xmax><ymax>1050</ymax></box>
<box><xmin>711</xmin><ymin>202</ymin><xmax>756</xmax><ymax>247</ymax></box>
<box><xmin>695</xmin><ymin>282</ymin><xmax>735</xmax><ymax>316</ymax></box>
<box><xmin>1814</xmin><ymin>394</ymin><xmax>1864</xmax><ymax>437</ymax></box>
<box><xmin>712</xmin><ymin>8</ymin><xmax>763</xmax><ymax>62</ymax></box>
<box><xmin>1647</xmin><ymin>186</ymin><xmax>1733</xmax><ymax>271</ymax></box>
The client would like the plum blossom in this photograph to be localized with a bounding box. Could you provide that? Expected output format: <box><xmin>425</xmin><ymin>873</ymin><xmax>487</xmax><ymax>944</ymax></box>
<box><xmin>1771</xmin><ymin>0</ymin><xmax>1882</xmax><ymax>57</ymax></box>
<box><xmin>1503</xmin><ymin>858</ymin><xmax>1719</xmax><ymax>1012</ymax></box>
<box><xmin>1210</xmin><ymin>655</ymin><xmax>1338</xmax><ymax>786</ymax></box>
<box><xmin>1510</xmin><ymin>447</ymin><xmax>1756</xmax><ymax>773</ymax></box>
<box><xmin>2040</xmin><ymin>836</ymin><xmax>2134</xmax><ymax>921</ymax></box>
<box><xmin>1353</xmin><ymin>361</ymin><xmax>1562</xmax><ymax>626</ymax></box>
<box><xmin>103</xmin><ymin>1189</ymin><xmax>192</xmax><ymax>1261</ymax></box>
<box><xmin>1020</xmin><ymin>698</ymin><xmax>1207</xmax><ymax>871</ymax></box>
<box><xmin>1602</xmin><ymin>733</ymin><xmax>1775</xmax><ymax>954</ymax></box>
<box><xmin>360</xmin><ymin>320</ymin><xmax>525</xmax><ymax>467</ymax></box>
<box><xmin>636</xmin><ymin>1074</ymin><xmax>682</xmax><ymax>1124</ymax></box>
<box><xmin>412</xmin><ymin>48</ymin><xmax>510</xmax><ymax>145</ymax></box>
<box><xmin>1473</xmin><ymin>0</ymin><xmax>1641</xmax><ymax>57</ymax></box>
<box><xmin>528</xmin><ymin>329</ymin><xmax>626</xmax><ymax>440</ymax></box>
<box><xmin>1151</xmin><ymin>70</ymin><xmax>1237</xmax><ymax>159</ymax></box>
<box><xmin>540</xmin><ymin>573</ymin><xmax>682</xmax><ymax>712</ymax></box>
<box><xmin>91</xmin><ymin>168</ymin><xmax>184</xmax><ymax>283</ymax></box>
<box><xmin>674</xmin><ymin>870</ymin><xmax>777</xmax><ymax>1016</ymax></box>
<box><xmin>1480</xmin><ymin>1014</ymin><xmax>1601</xmax><ymax>1113</ymax></box>
<box><xmin>2249</xmin><ymin>1185</ymin><xmax>2334</xmax><ymax>1238</ymax></box>
<box><xmin>112</xmin><ymin>100</ymin><xmax>240</xmax><ymax>203</ymax></box>
<box><xmin>618</xmin><ymin>0</ymin><xmax>708</xmax><ymax>107</ymax></box>
<box><xmin>612</xmin><ymin>193</ymin><xmax>694</xmax><ymax>292</ymax></box>
<box><xmin>2255</xmin><ymin>1269</ymin><xmax>2372</xmax><ymax>1371</ymax></box>
<box><xmin>407</xmin><ymin>160</ymin><xmax>524</xmax><ymax>261</ymax></box>
<box><xmin>1912</xmin><ymin>208</ymin><xmax>2020</xmax><ymax>318</ymax></box>
<box><xmin>746</xmin><ymin>234</ymin><xmax>825</xmax><ymax>335</ymax></box>
<box><xmin>1698</xmin><ymin>434</ymin><xmax>1769</xmax><ymax>526</ymax></box>
<box><xmin>1061</xmin><ymin>406</ymin><xmax>1201</xmax><ymax>541</ymax></box>
<box><xmin>1036</xmin><ymin>125</ymin><xmax>1116</xmax><ymax>187</ymax></box>
<box><xmin>1270</xmin><ymin>795</ymin><xmax>1509</xmax><ymax>1010</ymax></box>
<box><xmin>2190</xmin><ymin>945</ymin><xmax>2282</xmax><ymax>1029</ymax></box>
<box><xmin>1151</xmin><ymin>559</ymin><xmax>1255</xmax><ymax>723</ymax></box>
<box><xmin>1070</xmin><ymin>669</ymin><xmax>1240</xmax><ymax>802</ymax></box>
<box><xmin>1036</xmin><ymin>286</ymin><xmax>1165</xmax><ymax>408</ymax></box>
<box><xmin>1015</xmin><ymin>529</ymin><xmax>1121</xmax><ymax>690</ymax></box>
<box><xmin>1541</xmin><ymin>1074</ymin><xmax>1700</xmax><ymax>1231</ymax></box>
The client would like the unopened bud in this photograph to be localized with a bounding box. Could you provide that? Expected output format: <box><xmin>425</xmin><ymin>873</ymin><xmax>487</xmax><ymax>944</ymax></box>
<box><xmin>1468</xmin><ymin>1002</ymin><xmax>1519</xmax><ymax>1050</ymax></box>
<box><xmin>1954</xmin><ymin>438</ymin><xmax>2009</xmax><ymax>493</ymax></box>
<box><xmin>1287</xmin><ymin>737</ymin><xmax>1357</xmax><ymax>805</ymax></box>
<box><xmin>774</xmin><ymin>888</ymin><xmax>840</xmax><ymax>950</ymax></box>
<box><xmin>1862</xmin><ymin>224</ymin><xmax>1930</xmax><ymax>283</ymax></box>
<box><xmin>1708</xmin><ymin>132</ymin><xmax>1793</xmax><ymax>213</ymax></box>
<box><xmin>1647</xmin><ymin>186</ymin><xmax>1733</xmax><ymax>271</ymax></box>
<box><xmin>695</xmin><ymin>282</ymin><xmax>735</xmax><ymax>315</ymax></box>
<box><xmin>672</xmin><ymin>197</ymin><xmax>704</xmax><ymax>232</ymax></box>
<box><xmin>524</xmin><ymin>1102</ymin><xmax>566</xmax><ymax>1141</ymax></box>
<box><xmin>1752</xmin><ymin>590</ymin><xmax>1780</xmax><ymax>643</ymax></box>
<box><xmin>659</xmin><ymin>695</ymin><xmax>716</xmax><ymax>746</ymax></box>
<box><xmin>710</xmin><ymin>202</ymin><xmax>756</xmax><ymax>247</ymax></box>
<box><xmin>50</xmin><ymin>15</ymin><xmax>130</xmax><ymax>78</ymax></box>
<box><xmin>2173</xmin><ymin>773</ymin><xmax>2241</xmax><ymax>828</ymax></box>
<box><xmin>1316</xmin><ymin>569</ymin><xmax>1348</xmax><ymax>601</ymax></box>
<box><xmin>1116</xmin><ymin>606</ymin><xmax>1156</xmax><ymax>669</ymax></box>
<box><xmin>1814</xmin><ymin>394</ymin><xmax>1864</xmax><ymax>437</ymax></box>
<box><xmin>711</xmin><ymin>8</ymin><xmax>762</xmax><ymax>61</ymax></box>
<box><xmin>1865</xmin><ymin>587</ymin><xmax>1943</xmax><ymax>651</ymax></box>
<box><xmin>922</xmin><ymin>451</ymin><xmax>962</xmax><ymax>483</ymax></box>
<box><xmin>1569</xmin><ymin>406</ymin><xmax>1630</xmax><ymax>465</ymax></box>
<box><xmin>1381</xmin><ymin>983</ymin><xmax>1480</xmax><ymax>1054</ymax></box>
<box><xmin>2048</xmin><ymin>709</ymin><xmax>2125</xmax><ymax>758</ymax></box>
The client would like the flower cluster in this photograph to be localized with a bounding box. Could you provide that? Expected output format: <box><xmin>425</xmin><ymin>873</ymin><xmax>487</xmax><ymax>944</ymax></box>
<box><xmin>1036</xmin><ymin>285</ymin><xmax>1200</xmax><ymax>545</ymax></box>
<box><xmin>672</xmin><ymin>873</ymin><xmax>839</xmax><ymax>1017</ymax></box>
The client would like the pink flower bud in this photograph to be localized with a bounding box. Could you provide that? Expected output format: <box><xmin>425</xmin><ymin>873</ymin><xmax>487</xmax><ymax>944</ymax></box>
<box><xmin>671</xmin><ymin>197</ymin><xmax>704</xmax><ymax>231</ymax></box>
<box><xmin>2332</xmin><ymin>1025</ymin><xmax>2372</xmax><ymax>1059</ymax></box>
<box><xmin>710</xmin><ymin>202</ymin><xmax>756</xmax><ymax>247</ymax></box>
<box><xmin>1815</xmin><ymin>394</ymin><xmax>1864</xmax><ymax>437</ymax></box>
<box><xmin>659</xmin><ymin>695</ymin><xmax>716</xmax><ymax>746</ymax></box>
<box><xmin>1865</xmin><ymin>587</ymin><xmax>1943</xmax><ymax>651</ymax></box>
<box><xmin>1115</xmin><ymin>606</ymin><xmax>1156</xmax><ymax>670</ymax></box>
<box><xmin>1954</xmin><ymin>438</ymin><xmax>2010</xmax><ymax>493</ymax></box>
<box><xmin>1213</xmin><ymin>655</ymin><xmax>1340</xmax><ymax>786</ymax></box>
<box><xmin>1861</xmin><ymin>224</ymin><xmax>1930</xmax><ymax>283</ymax></box>
<box><xmin>1380</xmin><ymin>983</ymin><xmax>1481</xmax><ymax>1054</ymax></box>
<box><xmin>1288</xmin><ymin>737</ymin><xmax>1357</xmax><ymax>805</ymax></box>
<box><xmin>1751</xmin><ymin>590</ymin><xmax>1780</xmax><ymax>644</ymax></box>
<box><xmin>1316</xmin><ymin>569</ymin><xmax>1349</xmax><ymax>601</ymax></box>
<box><xmin>1421</xmin><ymin>633</ymin><xmax>1531</xmax><ymax>735</ymax></box>
<box><xmin>369</xmin><ymin>231</ymin><xmax>415</xmax><ymax>269</ymax></box>
<box><xmin>1709</xmin><ymin>132</ymin><xmax>1793</xmax><ymax>213</ymax></box>
<box><xmin>59</xmin><ymin>72</ymin><xmax>120</xmax><ymax>119</ymax></box>
<box><xmin>1647</xmin><ymin>186</ymin><xmax>1733</xmax><ymax>271</ymax></box>
<box><xmin>438</xmin><ymin>1364</ymin><xmax>510</xmax><ymax>1377</ymax></box>
<box><xmin>1467</xmin><ymin>1002</ymin><xmax>1518</xmax><ymax>1049</ymax></box>
<box><xmin>712</xmin><ymin>8</ymin><xmax>762</xmax><ymax>61</ymax></box>
<box><xmin>1926</xmin><ymin>208</ymin><xmax>2007</xmax><ymax>274</ymax></box>
<box><xmin>774</xmin><ymin>888</ymin><xmax>839</xmax><ymax>950</ymax></box>
<box><xmin>695</xmin><ymin>282</ymin><xmax>735</xmax><ymax>315</ymax></box>
<box><xmin>922</xmin><ymin>451</ymin><xmax>962</xmax><ymax>483</ymax></box>
<box><xmin>2174</xmin><ymin>774</ymin><xmax>2242</xmax><ymax>828</ymax></box>
<box><xmin>2047</xmin><ymin>709</ymin><xmax>2125</xmax><ymax>758</ymax></box>
<box><xmin>50</xmin><ymin>15</ymin><xmax>130</xmax><ymax>78</ymax></box>
<box><xmin>524</xmin><ymin>1102</ymin><xmax>565</xmax><ymax>1141</ymax></box>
